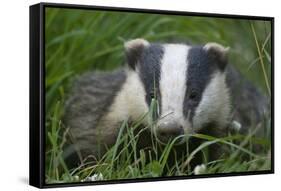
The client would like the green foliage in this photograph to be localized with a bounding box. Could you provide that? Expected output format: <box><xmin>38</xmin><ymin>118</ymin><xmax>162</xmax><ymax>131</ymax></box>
<box><xmin>45</xmin><ymin>7</ymin><xmax>272</xmax><ymax>184</ymax></box>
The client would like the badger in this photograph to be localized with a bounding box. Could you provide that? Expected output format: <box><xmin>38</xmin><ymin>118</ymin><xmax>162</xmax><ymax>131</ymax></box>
<box><xmin>63</xmin><ymin>39</ymin><xmax>269</xmax><ymax>168</ymax></box>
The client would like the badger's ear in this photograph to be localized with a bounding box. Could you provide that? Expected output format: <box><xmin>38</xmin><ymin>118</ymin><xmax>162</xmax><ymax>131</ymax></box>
<box><xmin>124</xmin><ymin>38</ymin><xmax>149</xmax><ymax>70</ymax></box>
<box><xmin>204</xmin><ymin>42</ymin><xmax>230</xmax><ymax>71</ymax></box>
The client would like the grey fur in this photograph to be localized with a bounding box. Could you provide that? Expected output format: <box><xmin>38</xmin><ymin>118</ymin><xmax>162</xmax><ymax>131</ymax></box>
<box><xmin>63</xmin><ymin>69</ymin><xmax>126</xmax><ymax>165</ymax></box>
<box><xmin>225</xmin><ymin>65</ymin><xmax>269</xmax><ymax>135</ymax></box>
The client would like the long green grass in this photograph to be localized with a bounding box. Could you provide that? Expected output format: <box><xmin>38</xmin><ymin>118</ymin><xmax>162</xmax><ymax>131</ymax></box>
<box><xmin>45</xmin><ymin>7</ymin><xmax>272</xmax><ymax>184</ymax></box>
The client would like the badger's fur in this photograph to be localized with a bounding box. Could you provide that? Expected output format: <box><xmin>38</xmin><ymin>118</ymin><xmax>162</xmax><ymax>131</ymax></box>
<box><xmin>63</xmin><ymin>39</ymin><xmax>268</xmax><ymax>168</ymax></box>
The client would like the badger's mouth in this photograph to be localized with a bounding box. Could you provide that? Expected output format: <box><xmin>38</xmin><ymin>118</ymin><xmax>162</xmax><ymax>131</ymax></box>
<box><xmin>152</xmin><ymin>114</ymin><xmax>196</xmax><ymax>145</ymax></box>
<box><xmin>156</xmin><ymin>134</ymin><xmax>187</xmax><ymax>145</ymax></box>
<box><xmin>154</xmin><ymin>124</ymin><xmax>188</xmax><ymax>145</ymax></box>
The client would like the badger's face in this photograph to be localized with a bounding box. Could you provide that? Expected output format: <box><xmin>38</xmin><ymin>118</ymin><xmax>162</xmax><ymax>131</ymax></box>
<box><xmin>125</xmin><ymin>39</ymin><xmax>230</xmax><ymax>143</ymax></box>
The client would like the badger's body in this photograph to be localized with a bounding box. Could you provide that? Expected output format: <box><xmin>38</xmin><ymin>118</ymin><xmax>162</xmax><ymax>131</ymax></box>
<box><xmin>64</xmin><ymin>39</ymin><xmax>268</xmax><ymax>167</ymax></box>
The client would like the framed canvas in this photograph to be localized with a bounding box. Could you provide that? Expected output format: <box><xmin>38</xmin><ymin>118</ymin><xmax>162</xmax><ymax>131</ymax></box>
<box><xmin>29</xmin><ymin>2</ymin><xmax>274</xmax><ymax>188</ymax></box>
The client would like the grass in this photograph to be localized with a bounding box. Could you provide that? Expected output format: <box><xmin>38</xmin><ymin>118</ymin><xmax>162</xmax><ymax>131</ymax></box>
<box><xmin>45</xmin><ymin>7</ymin><xmax>272</xmax><ymax>184</ymax></box>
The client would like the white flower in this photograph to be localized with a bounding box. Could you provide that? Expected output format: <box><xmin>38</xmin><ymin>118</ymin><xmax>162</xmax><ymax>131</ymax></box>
<box><xmin>194</xmin><ymin>164</ymin><xmax>207</xmax><ymax>175</ymax></box>
<box><xmin>230</xmin><ymin>120</ymin><xmax>242</xmax><ymax>132</ymax></box>
<box><xmin>82</xmin><ymin>173</ymin><xmax>104</xmax><ymax>182</ymax></box>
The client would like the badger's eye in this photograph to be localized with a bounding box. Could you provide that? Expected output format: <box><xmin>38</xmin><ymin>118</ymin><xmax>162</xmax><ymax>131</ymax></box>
<box><xmin>150</xmin><ymin>92</ymin><xmax>156</xmax><ymax>99</ymax></box>
<box><xmin>189</xmin><ymin>91</ymin><xmax>198</xmax><ymax>100</ymax></box>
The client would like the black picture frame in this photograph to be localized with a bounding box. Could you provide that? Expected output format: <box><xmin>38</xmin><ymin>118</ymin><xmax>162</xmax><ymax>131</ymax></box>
<box><xmin>29</xmin><ymin>2</ymin><xmax>274</xmax><ymax>188</ymax></box>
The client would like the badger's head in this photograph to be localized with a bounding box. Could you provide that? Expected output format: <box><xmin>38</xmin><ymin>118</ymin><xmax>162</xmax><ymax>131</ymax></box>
<box><xmin>124</xmin><ymin>39</ymin><xmax>231</xmax><ymax>144</ymax></box>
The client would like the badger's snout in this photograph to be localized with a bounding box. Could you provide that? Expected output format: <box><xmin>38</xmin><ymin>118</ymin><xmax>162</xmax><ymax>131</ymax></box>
<box><xmin>156</xmin><ymin>121</ymin><xmax>184</xmax><ymax>143</ymax></box>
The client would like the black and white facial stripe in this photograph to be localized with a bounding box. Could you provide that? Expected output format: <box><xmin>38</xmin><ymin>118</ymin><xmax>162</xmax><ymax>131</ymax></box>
<box><xmin>125</xmin><ymin>39</ymin><xmax>230</xmax><ymax>134</ymax></box>
<box><xmin>138</xmin><ymin>44</ymin><xmax>163</xmax><ymax>107</ymax></box>
<box><xmin>184</xmin><ymin>46</ymin><xmax>226</xmax><ymax>121</ymax></box>
<box><xmin>159</xmin><ymin>44</ymin><xmax>190</xmax><ymax>130</ymax></box>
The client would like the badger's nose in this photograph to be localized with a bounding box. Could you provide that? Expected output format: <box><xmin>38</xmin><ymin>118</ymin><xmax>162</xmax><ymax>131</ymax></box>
<box><xmin>157</xmin><ymin>121</ymin><xmax>184</xmax><ymax>142</ymax></box>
